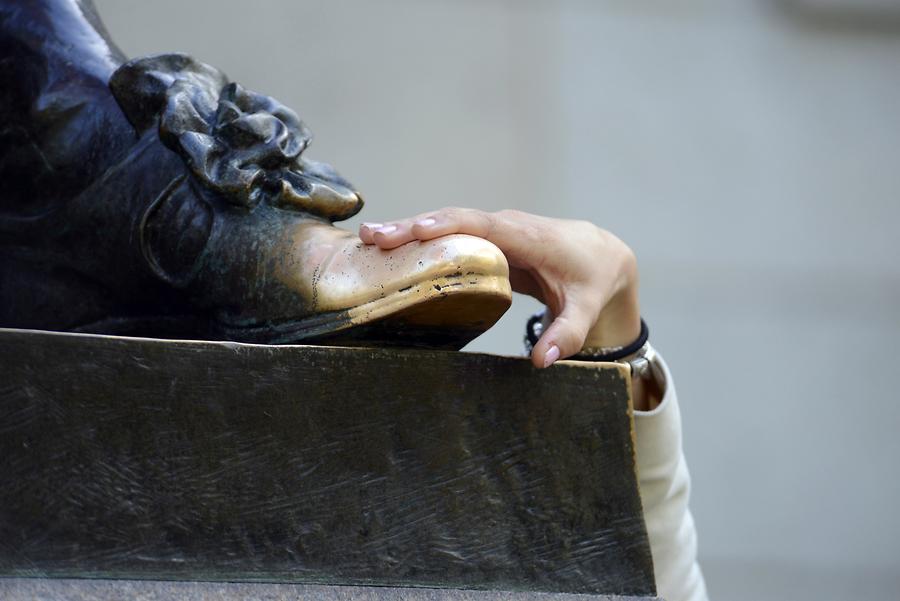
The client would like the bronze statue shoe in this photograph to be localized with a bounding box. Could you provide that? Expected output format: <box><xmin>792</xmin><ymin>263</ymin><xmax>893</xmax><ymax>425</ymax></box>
<box><xmin>245</xmin><ymin>223</ymin><xmax>512</xmax><ymax>347</ymax></box>
<box><xmin>0</xmin><ymin>10</ymin><xmax>510</xmax><ymax>350</ymax></box>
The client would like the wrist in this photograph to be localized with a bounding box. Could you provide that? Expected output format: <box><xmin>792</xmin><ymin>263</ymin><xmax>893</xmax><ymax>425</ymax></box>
<box><xmin>584</xmin><ymin>284</ymin><xmax>641</xmax><ymax>349</ymax></box>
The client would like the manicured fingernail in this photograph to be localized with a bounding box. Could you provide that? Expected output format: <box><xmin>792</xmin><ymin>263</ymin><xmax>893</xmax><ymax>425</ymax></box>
<box><xmin>361</xmin><ymin>222</ymin><xmax>383</xmax><ymax>230</ymax></box>
<box><xmin>416</xmin><ymin>218</ymin><xmax>436</xmax><ymax>228</ymax></box>
<box><xmin>543</xmin><ymin>345</ymin><xmax>560</xmax><ymax>368</ymax></box>
<box><xmin>376</xmin><ymin>225</ymin><xmax>397</xmax><ymax>235</ymax></box>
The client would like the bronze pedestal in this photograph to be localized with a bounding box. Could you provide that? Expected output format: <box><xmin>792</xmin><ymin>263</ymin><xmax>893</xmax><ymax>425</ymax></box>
<box><xmin>0</xmin><ymin>328</ymin><xmax>659</xmax><ymax>599</ymax></box>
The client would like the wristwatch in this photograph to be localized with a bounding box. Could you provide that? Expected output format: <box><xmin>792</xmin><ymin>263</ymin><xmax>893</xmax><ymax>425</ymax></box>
<box><xmin>606</xmin><ymin>340</ymin><xmax>667</xmax><ymax>395</ymax></box>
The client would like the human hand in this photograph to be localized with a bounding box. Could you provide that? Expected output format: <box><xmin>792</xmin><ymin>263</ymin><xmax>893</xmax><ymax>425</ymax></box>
<box><xmin>359</xmin><ymin>208</ymin><xmax>641</xmax><ymax>370</ymax></box>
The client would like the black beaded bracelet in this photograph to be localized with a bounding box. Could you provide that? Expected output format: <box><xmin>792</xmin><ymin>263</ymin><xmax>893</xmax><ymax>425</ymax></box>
<box><xmin>525</xmin><ymin>311</ymin><xmax>649</xmax><ymax>362</ymax></box>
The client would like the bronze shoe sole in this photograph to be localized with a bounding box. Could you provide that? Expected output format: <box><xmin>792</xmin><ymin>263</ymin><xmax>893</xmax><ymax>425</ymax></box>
<box><xmin>217</xmin><ymin>268</ymin><xmax>512</xmax><ymax>350</ymax></box>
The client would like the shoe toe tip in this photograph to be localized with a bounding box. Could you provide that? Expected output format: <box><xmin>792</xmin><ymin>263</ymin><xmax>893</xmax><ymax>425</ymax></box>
<box><xmin>419</xmin><ymin>234</ymin><xmax>510</xmax><ymax>278</ymax></box>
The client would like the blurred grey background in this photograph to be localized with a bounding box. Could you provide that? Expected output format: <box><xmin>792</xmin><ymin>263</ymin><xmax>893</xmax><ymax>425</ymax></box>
<box><xmin>95</xmin><ymin>1</ymin><xmax>900</xmax><ymax>599</ymax></box>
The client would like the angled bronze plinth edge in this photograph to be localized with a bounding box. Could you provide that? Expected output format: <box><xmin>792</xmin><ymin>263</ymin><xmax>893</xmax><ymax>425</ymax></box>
<box><xmin>0</xmin><ymin>328</ymin><xmax>657</xmax><ymax>598</ymax></box>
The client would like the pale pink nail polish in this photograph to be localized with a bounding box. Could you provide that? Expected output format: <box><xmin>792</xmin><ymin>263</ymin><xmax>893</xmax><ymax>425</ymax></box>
<box><xmin>416</xmin><ymin>218</ymin><xmax>436</xmax><ymax>228</ymax></box>
<box><xmin>543</xmin><ymin>345</ymin><xmax>560</xmax><ymax>368</ymax></box>
<box><xmin>376</xmin><ymin>225</ymin><xmax>397</xmax><ymax>235</ymax></box>
<box><xmin>361</xmin><ymin>222</ymin><xmax>383</xmax><ymax>230</ymax></box>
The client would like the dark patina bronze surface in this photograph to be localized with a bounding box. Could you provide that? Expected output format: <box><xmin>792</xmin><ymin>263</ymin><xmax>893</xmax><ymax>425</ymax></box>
<box><xmin>0</xmin><ymin>0</ymin><xmax>511</xmax><ymax>348</ymax></box>
<box><xmin>0</xmin><ymin>328</ymin><xmax>655</xmax><ymax>596</ymax></box>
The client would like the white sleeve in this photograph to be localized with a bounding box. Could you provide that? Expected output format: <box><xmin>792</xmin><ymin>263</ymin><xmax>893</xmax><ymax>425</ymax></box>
<box><xmin>633</xmin><ymin>355</ymin><xmax>709</xmax><ymax>601</ymax></box>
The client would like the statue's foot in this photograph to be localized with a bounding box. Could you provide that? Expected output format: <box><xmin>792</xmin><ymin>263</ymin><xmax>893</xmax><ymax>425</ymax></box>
<box><xmin>216</xmin><ymin>224</ymin><xmax>511</xmax><ymax>349</ymax></box>
<box><xmin>1</xmin><ymin>52</ymin><xmax>512</xmax><ymax>349</ymax></box>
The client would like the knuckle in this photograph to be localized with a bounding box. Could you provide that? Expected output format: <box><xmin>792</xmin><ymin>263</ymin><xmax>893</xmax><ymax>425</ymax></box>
<box><xmin>479</xmin><ymin>211</ymin><xmax>497</xmax><ymax>238</ymax></box>
<box><xmin>493</xmin><ymin>209</ymin><xmax>549</xmax><ymax>247</ymax></box>
<box><xmin>613</xmin><ymin>238</ymin><xmax>638</xmax><ymax>282</ymax></box>
<box><xmin>496</xmin><ymin>208</ymin><xmax>524</xmax><ymax>221</ymax></box>
<box><xmin>573</xmin><ymin>218</ymin><xmax>597</xmax><ymax>233</ymax></box>
<box><xmin>622</xmin><ymin>245</ymin><xmax>637</xmax><ymax>273</ymax></box>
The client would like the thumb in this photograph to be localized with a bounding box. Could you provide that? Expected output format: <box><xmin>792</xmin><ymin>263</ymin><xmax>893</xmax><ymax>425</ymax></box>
<box><xmin>531</xmin><ymin>297</ymin><xmax>595</xmax><ymax>368</ymax></box>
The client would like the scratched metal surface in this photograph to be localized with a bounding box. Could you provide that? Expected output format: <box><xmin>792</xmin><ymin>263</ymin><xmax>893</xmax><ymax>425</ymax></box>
<box><xmin>0</xmin><ymin>328</ymin><xmax>655</xmax><ymax>596</ymax></box>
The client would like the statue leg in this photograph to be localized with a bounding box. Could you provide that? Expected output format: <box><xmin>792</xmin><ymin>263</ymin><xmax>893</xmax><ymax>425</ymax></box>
<box><xmin>0</xmin><ymin>0</ymin><xmax>134</xmax><ymax>214</ymax></box>
<box><xmin>0</xmin><ymin>0</ymin><xmax>148</xmax><ymax>330</ymax></box>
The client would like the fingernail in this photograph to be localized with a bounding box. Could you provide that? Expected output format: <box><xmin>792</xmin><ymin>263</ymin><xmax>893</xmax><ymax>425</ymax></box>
<box><xmin>543</xmin><ymin>345</ymin><xmax>560</xmax><ymax>368</ymax></box>
<box><xmin>361</xmin><ymin>222</ymin><xmax>383</xmax><ymax>230</ymax></box>
<box><xmin>416</xmin><ymin>218</ymin><xmax>437</xmax><ymax>228</ymax></box>
<box><xmin>376</xmin><ymin>225</ymin><xmax>397</xmax><ymax>235</ymax></box>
